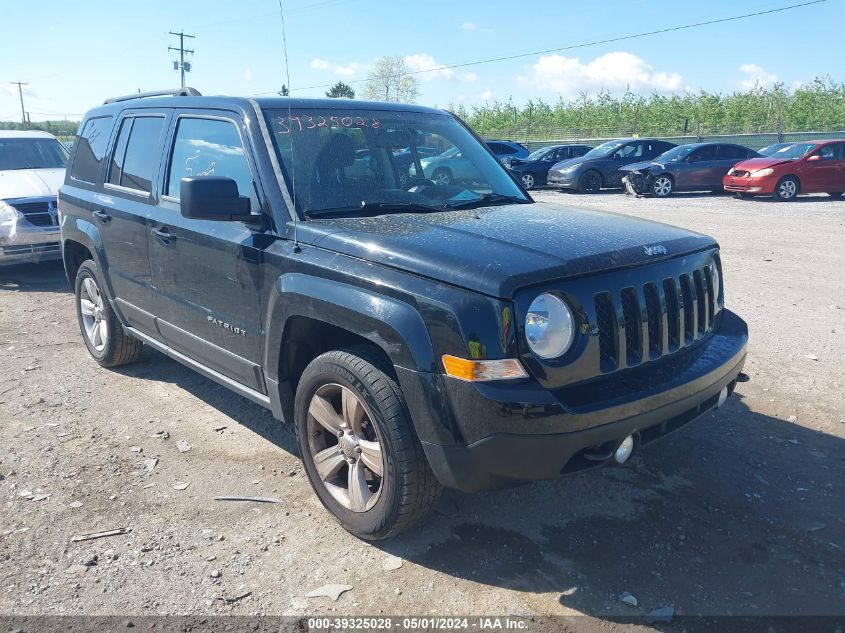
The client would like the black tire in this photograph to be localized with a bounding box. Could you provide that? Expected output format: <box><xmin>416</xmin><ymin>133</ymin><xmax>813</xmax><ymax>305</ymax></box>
<box><xmin>577</xmin><ymin>170</ymin><xmax>602</xmax><ymax>194</ymax></box>
<box><xmin>295</xmin><ymin>348</ymin><xmax>441</xmax><ymax>540</ymax></box>
<box><xmin>772</xmin><ymin>176</ymin><xmax>799</xmax><ymax>201</ymax></box>
<box><xmin>651</xmin><ymin>174</ymin><xmax>674</xmax><ymax>197</ymax></box>
<box><xmin>520</xmin><ymin>172</ymin><xmax>536</xmax><ymax>190</ymax></box>
<box><xmin>826</xmin><ymin>192</ymin><xmax>844</xmax><ymax>197</ymax></box>
<box><xmin>431</xmin><ymin>168</ymin><xmax>452</xmax><ymax>186</ymax></box>
<box><xmin>74</xmin><ymin>260</ymin><xmax>143</xmax><ymax>367</ymax></box>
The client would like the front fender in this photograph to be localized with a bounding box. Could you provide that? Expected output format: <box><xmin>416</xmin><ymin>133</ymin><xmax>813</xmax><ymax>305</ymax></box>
<box><xmin>263</xmin><ymin>272</ymin><xmax>436</xmax><ymax>379</ymax></box>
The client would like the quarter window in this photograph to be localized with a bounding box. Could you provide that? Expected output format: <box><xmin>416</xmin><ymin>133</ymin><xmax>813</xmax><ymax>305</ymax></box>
<box><xmin>70</xmin><ymin>116</ymin><xmax>114</xmax><ymax>183</ymax></box>
<box><xmin>166</xmin><ymin>118</ymin><xmax>254</xmax><ymax>201</ymax></box>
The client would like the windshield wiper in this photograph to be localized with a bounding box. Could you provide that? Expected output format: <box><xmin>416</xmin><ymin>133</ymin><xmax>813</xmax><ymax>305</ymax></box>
<box><xmin>307</xmin><ymin>201</ymin><xmax>445</xmax><ymax>218</ymax></box>
<box><xmin>445</xmin><ymin>193</ymin><xmax>529</xmax><ymax>210</ymax></box>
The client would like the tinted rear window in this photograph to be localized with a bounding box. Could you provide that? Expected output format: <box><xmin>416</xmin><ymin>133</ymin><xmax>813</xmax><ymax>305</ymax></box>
<box><xmin>107</xmin><ymin>116</ymin><xmax>166</xmax><ymax>194</ymax></box>
<box><xmin>70</xmin><ymin>116</ymin><xmax>114</xmax><ymax>183</ymax></box>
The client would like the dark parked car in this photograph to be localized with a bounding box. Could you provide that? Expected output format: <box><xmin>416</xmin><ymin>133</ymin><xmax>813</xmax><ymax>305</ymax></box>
<box><xmin>620</xmin><ymin>143</ymin><xmax>759</xmax><ymax>197</ymax></box>
<box><xmin>507</xmin><ymin>144</ymin><xmax>592</xmax><ymax>189</ymax></box>
<box><xmin>757</xmin><ymin>142</ymin><xmax>795</xmax><ymax>157</ymax></box>
<box><xmin>59</xmin><ymin>89</ymin><xmax>748</xmax><ymax>540</ymax></box>
<box><xmin>724</xmin><ymin>139</ymin><xmax>845</xmax><ymax>200</ymax></box>
<box><xmin>547</xmin><ymin>138</ymin><xmax>676</xmax><ymax>193</ymax></box>
<box><xmin>486</xmin><ymin>139</ymin><xmax>529</xmax><ymax>165</ymax></box>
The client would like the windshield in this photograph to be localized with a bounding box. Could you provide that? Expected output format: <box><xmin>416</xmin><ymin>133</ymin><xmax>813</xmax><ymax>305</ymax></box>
<box><xmin>770</xmin><ymin>143</ymin><xmax>816</xmax><ymax>160</ymax></box>
<box><xmin>526</xmin><ymin>147</ymin><xmax>552</xmax><ymax>161</ymax></box>
<box><xmin>0</xmin><ymin>138</ymin><xmax>69</xmax><ymax>171</ymax></box>
<box><xmin>581</xmin><ymin>140</ymin><xmax>626</xmax><ymax>159</ymax></box>
<box><xmin>758</xmin><ymin>143</ymin><xmax>792</xmax><ymax>156</ymax></box>
<box><xmin>654</xmin><ymin>144</ymin><xmax>698</xmax><ymax>163</ymax></box>
<box><xmin>264</xmin><ymin>108</ymin><xmax>529</xmax><ymax>217</ymax></box>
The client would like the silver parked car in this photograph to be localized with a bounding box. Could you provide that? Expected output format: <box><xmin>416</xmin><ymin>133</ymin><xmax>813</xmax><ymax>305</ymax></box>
<box><xmin>409</xmin><ymin>146</ymin><xmax>483</xmax><ymax>186</ymax></box>
<box><xmin>0</xmin><ymin>131</ymin><xmax>68</xmax><ymax>265</ymax></box>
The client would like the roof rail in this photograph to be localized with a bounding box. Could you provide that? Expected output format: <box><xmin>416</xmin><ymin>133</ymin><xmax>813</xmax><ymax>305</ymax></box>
<box><xmin>103</xmin><ymin>87</ymin><xmax>202</xmax><ymax>105</ymax></box>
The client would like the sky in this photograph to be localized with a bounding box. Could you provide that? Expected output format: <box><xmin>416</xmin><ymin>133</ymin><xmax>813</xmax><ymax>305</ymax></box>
<box><xmin>1</xmin><ymin>0</ymin><xmax>842</xmax><ymax>122</ymax></box>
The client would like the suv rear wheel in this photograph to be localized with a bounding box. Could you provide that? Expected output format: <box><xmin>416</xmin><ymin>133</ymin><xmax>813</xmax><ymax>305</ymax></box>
<box><xmin>74</xmin><ymin>260</ymin><xmax>143</xmax><ymax>367</ymax></box>
<box><xmin>294</xmin><ymin>349</ymin><xmax>441</xmax><ymax>540</ymax></box>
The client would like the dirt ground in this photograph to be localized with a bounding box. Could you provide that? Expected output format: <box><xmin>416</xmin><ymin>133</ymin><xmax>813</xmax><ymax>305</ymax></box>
<box><xmin>1</xmin><ymin>190</ymin><xmax>844</xmax><ymax>628</ymax></box>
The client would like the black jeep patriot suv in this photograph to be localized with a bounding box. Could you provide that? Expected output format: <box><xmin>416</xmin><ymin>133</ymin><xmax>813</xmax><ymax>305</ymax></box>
<box><xmin>59</xmin><ymin>89</ymin><xmax>748</xmax><ymax>539</ymax></box>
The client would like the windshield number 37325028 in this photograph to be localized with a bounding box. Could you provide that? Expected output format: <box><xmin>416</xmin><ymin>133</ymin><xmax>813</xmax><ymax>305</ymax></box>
<box><xmin>276</xmin><ymin>114</ymin><xmax>381</xmax><ymax>133</ymax></box>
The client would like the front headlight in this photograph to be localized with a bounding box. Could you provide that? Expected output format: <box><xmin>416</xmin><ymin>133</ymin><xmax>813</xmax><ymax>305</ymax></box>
<box><xmin>558</xmin><ymin>163</ymin><xmax>582</xmax><ymax>173</ymax></box>
<box><xmin>727</xmin><ymin>167</ymin><xmax>735</xmax><ymax>176</ymax></box>
<box><xmin>0</xmin><ymin>200</ymin><xmax>22</xmax><ymax>240</ymax></box>
<box><xmin>750</xmin><ymin>168</ymin><xmax>774</xmax><ymax>178</ymax></box>
<box><xmin>525</xmin><ymin>293</ymin><xmax>575</xmax><ymax>359</ymax></box>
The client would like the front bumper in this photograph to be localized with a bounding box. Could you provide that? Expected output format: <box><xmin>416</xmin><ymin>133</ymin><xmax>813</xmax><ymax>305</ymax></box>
<box><xmin>0</xmin><ymin>223</ymin><xmax>61</xmax><ymax>265</ymax></box>
<box><xmin>546</xmin><ymin>171</ymin><xmax>578</xmax><ymax>188</ymax></box>
<box><xmin>412</xmin><ymin>309</ymin><xmax>748</xmax><ymax>492</ymax></box>
<box><xmin>723</xmin><ymin>174</ymin><xmax>776</xmax><ymax>194</ymax></box>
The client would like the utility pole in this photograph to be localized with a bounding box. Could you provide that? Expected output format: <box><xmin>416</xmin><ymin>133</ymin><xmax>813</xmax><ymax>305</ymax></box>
<box><xmin>168</xmin><ymin>31</ymin><xmax>195</xmax><ymax>88</ymax></box>
<box><xmin>11</xmin><ymin>82</ymin><xmax>28</xmax><ymax>128</ymax></box>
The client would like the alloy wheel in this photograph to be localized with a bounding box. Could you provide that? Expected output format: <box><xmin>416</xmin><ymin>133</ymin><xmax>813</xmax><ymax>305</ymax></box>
<box><xmin>79</xmin><ymin>277</ymin><xmax>108</xmax><ymax>352</ymax></box>
<box><xmin>653</xmin><ymin>176</ymin><xmax>672</xmax><ymax>197</ymax></box>
<box><xmin>306</xmin><ymin>383</ymin><xmax>384</xmax><ymax>512</ymax></box>
<box><xmin>521</xmin><ymin>173</ymin><xmax>535</xmax><ymax>189</ymax></box>
<box><xmin>778</xmin><ymin>179</ymin><xmax>797</xmax><ymax>199</ymax></box>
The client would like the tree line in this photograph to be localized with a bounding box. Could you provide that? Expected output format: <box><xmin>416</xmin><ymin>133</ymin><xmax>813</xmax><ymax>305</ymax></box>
<box><xmin>449</xmin><ymin>77</ymin><xmax>845</xmax><ymax>137</ymax></box>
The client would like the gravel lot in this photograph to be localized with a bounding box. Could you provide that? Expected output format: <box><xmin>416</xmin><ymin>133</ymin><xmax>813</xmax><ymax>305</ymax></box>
<box><xmin>1</xmin><ymin>189</ymin><xmax>844</xmax><ymax>627</ymax></box>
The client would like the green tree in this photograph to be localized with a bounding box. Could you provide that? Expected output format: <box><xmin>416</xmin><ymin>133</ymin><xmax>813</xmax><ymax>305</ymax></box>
<box><xmin>326</xmin><ymin>81</ymin><xmax>355</xmax><ymax>99</ymax></box>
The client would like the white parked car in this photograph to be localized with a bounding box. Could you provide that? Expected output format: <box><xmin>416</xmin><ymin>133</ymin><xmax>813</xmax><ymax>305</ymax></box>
<box><xmin>0</xmin><ymin>130</ymin><xmax>68</xmax><ymax>265</ymax></box>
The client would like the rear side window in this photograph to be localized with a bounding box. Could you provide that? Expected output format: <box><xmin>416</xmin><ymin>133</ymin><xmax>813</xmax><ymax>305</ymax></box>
<box><xmin>166</xmin><ymin>117</ymin><xmax>254</xmax><ymax>201</ymax></box>
<box><xmin>70</xmin><ymin>116</ymin><xmax>114</xmax><ymax>183</ymax></box>
<box><xmin>107</xmin><ymin>116</ymin><xmax>166</xmax><ymax>194</ymax></box>
<box><xmin>717</xmin><ymin>145</ymin><xmax>748</xmax><ymax>160</ymax></box>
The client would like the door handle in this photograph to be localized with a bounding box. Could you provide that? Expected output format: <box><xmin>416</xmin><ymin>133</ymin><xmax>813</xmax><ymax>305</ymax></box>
<box><xmin>151</xmin><ymin>227</ymin><xmax>176</xmax><ymax>244</ymax></box>
<box><xmin>92</xmin><ymin>209</ymin><xmax>112</xmax><ymax>223</ymax></box>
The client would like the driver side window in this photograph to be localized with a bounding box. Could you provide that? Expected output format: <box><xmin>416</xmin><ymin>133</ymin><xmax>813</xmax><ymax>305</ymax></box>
<box><xmin>166</xmin><ymin>117</ymin><xmax>256</xmax><ymax>207</ymax></box>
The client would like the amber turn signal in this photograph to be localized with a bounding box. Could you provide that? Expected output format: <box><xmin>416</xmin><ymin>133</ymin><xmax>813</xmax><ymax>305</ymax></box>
<box><xmin>442</xmin><ymin>354</ymin><xmax>529</xmax><ymax>382</ymax></box>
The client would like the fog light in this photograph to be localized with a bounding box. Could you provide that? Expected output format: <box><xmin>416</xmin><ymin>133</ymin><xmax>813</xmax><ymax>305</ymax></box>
<box><xmin>614</xmin><ymin>435</ymin><xmax>635</xmax><ymax>464</ymax></box>
<box><xmin>717</xmin><ymin>386</ymin><xmax>729</xmax><ymax>409</ymax></box>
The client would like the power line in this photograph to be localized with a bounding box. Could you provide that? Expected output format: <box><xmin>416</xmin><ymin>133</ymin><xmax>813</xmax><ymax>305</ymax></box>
<box><xmin>257</xmin><ymin>0</ymin><xmax>828</xmax><ymax>95</ymax></box>
<box><xmin>10</xmin><ymin>82</ymin><xmax>28</xmax><ymax>128</ymax></box>
<box><xmin>168</xmin><ymin>30</ymin><xmax>195</xmax><ymax>88</ymax></box>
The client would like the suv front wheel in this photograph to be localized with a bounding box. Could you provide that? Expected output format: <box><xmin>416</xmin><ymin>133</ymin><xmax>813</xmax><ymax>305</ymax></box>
<box><xmin>294</xmin><ymin>349</ymin><xmax>441</xmax><ymax>540</ymax></box>
<box><xmin>74</xmin><ymin>260</ymin><xmax>143</xmax><ymax>367</ymax></box>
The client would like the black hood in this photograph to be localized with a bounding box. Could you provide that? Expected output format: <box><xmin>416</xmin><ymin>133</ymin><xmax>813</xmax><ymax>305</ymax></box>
<box><xmin>295</xmin><ymin>203</ymin><xmax>716</xmax><ymax>298</ymax></box>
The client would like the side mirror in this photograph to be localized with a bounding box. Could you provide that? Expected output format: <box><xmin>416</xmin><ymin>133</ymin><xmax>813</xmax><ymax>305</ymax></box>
<box><xmin>806</xmin><ymin>154</ymin><xmax>821</xmax><ymax>162</ymax></box>
<box><xmin>180</xmin><ymin>177</ymin><xmax>252</xmax><ymax>221</ymax></box>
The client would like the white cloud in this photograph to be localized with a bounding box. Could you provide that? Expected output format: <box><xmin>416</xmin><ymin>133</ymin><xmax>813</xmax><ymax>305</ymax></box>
<box><xmin>404</xmin><ymin>53</ymin><xmax>454</xmax><ymax>81</ymax></box>
<box><xmin>518</xmin><ymin>51</ymin><xmax>683</xmax><ymax>97</ymax></box>
<box><xmin>243</xmin><ymin>67</ymin><xmax>253</xmax><ymax>82</ymax></box>
<box><xmin>311</xmin><ymin>58</ymin><xmax>367</xmax><ymax>76</ymax></box>
<box><xmin>463</xmin><ymin>72</ymin><xmax>478</xmax><ymax>83</ymax></box>
<box><xmin>478</xmin><ymin>89</ymin><xmax>493</xmax><ymax>101</ymax></box>
<box><xmin>737</xmin><ymin>64</ymin><xmax>779</xmax><ymax>89</ymax></box>
<box><xmin>461</xmin><ymin>21</ymin><xmax>492</xmax><ymax>32</ymax></box>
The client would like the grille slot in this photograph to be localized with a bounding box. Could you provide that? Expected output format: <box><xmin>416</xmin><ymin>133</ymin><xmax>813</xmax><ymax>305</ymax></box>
<box><xmin>594</xmin><ymin>292</ymin><xmax>617</xmax><ymax>370</ymax></box>
<box><xmin>679</xmin><ymin>274</ymin><xmax>695</xmax><ymax>343</ymax></box>
<box><xmin>663</xmin><ymin>278</ymin><xmax>680</xmax><ymax>350</ymax></box>
<box><xmin>644</xmin><ymin>283</ymin><xmax>662</xmax><ymax>358</ymax></box>
<box><xmin>620</xmin><ymin>287</ymin><xmax>641</xmax><ymax>365</ymax></box>
<box><xmin>592</xmin><ymin>263</ymin><xmax>719</xmax><ymax>374</ymax></box>
<box><xmin>693</xmin><ymin>270</ymin><xmax>708</xmax><ymax>334</ymax></box>
<box><xmin>10</xmin><ymin>200</ymin><xmax>58</xmax><ymax>227</ymax></box>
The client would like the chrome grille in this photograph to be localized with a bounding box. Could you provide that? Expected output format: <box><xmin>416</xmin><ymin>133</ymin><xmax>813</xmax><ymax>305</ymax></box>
<box><xmin>593</xmin><ymin>263</ymin><xmax>720</xmax><ymax>372</ymax></box>
<box><xmin>9</xmin><ymin>198</ymin><xmax>58</xmax><ymax>227</ymax></box>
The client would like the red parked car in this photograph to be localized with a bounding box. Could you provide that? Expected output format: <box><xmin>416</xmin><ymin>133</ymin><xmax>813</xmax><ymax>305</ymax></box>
<box><xmin>723</xmin><ymin>140</ymin><xmax>845</xmax><ymax>201</ymax></box>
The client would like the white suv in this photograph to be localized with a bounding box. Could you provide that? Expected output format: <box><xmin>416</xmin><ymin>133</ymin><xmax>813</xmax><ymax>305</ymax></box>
<box><xmin>0</xmin><ymin>130</ymin><xmax>68</xmax><ymax>265</ymax></box>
